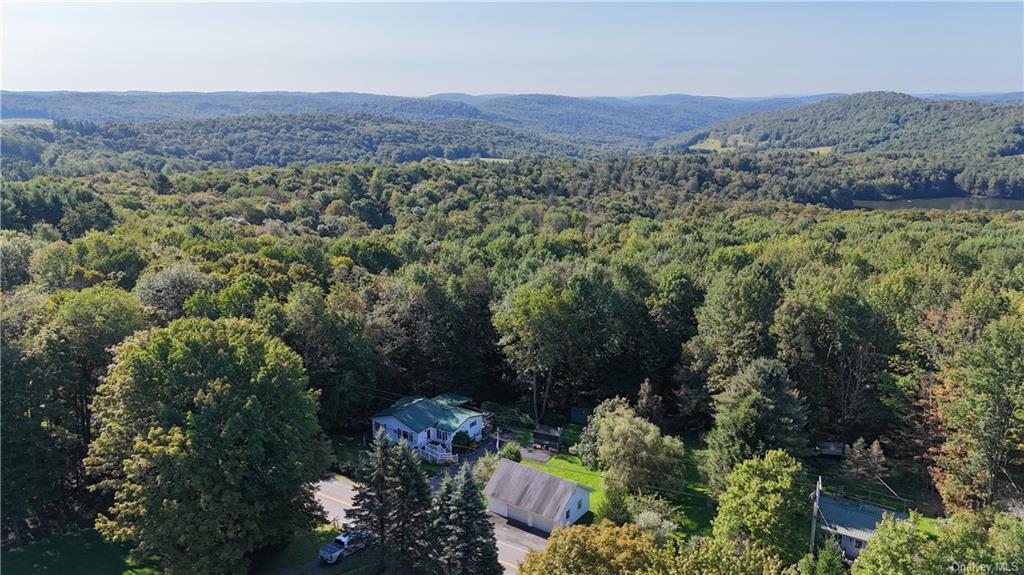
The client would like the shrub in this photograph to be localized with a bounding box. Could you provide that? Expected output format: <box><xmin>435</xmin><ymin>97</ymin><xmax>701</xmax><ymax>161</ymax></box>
<box><xmin>498</xmin><ymin>440</ymin><xmax>523</xmax><ymax>462</ymax></box>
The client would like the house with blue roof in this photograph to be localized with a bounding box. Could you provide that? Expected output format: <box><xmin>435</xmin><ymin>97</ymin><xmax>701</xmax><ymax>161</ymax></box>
<box><xmin>818</xmin><ymin>494</ymin><xmax>909</xmax><ymax>560</ymax></box>
<box><xmin>371</xmin><ymin>394</ymin><xmax>485</xmax><ymax>463</ymax></box>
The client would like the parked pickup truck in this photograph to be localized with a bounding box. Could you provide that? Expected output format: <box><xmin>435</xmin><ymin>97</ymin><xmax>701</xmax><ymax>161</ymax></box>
<box><xmin>318</xmin><ymin>531</ymin><xmax>367</xmax><ymax>564</ymax></box>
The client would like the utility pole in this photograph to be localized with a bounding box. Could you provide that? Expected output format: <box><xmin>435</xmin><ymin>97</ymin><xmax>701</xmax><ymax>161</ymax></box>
<box><xmin>809</xmin><ymin>476</ymin><xmax>822</xmax><ymax>554</ymax></box>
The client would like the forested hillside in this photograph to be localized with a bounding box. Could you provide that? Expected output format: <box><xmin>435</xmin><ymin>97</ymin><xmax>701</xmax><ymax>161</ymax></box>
<box><xmin>668</xmin><ymin>92</ymin><xmax>1024</xmax><ymax>155</ymax></box>
<box><xmin>661</xmin><ymin>92</ymin><xmax>1024</xmax><ymax>197</ymax></box>
<box><xmin>0</xmin><ymin>114</ymin><xmax>587</xmax><ymax>179</ymax></box>
<box><xmin>3</xmin><ymin>93</ymin><xmax>1024</xmax><ymax>575</ymax></box>
<box><xmin>4</xmin><ymin>155</ymin><xmax>1023</xmax><ymax>572</ymax></box>
<box><xmin>473</xmin><ymin>93</ymin><xmax>820</xmax><ymax>146</ymax></box>
<box><xmin>1</xmin><ymin>91</ymin><xmax>487</xmax><ymax>123</ymax></box>
<box><xmin>5</xmin><ymin>91</ymin><xmax>1023</xmax><ymax>200</ymax></box>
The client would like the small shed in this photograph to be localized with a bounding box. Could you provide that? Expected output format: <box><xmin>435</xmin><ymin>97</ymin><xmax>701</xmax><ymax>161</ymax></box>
<box><xmin>532</xmin><ymin>424</ymin><xmax>563</xmax><ymax>451</ymax></box>
<box><xmin>484</xmin><ymin>459</ymin><xmax>591</xmax><ymax>534</ymax></box>
<box><xmin>815</xmin><ymin>441</ymin><xmax>849</xmax><ymax>458</ymax></box>
<box><xmin>818</xmin><ymin>495</ymin><xmax>908</xmax><ymax>560</ymax></box>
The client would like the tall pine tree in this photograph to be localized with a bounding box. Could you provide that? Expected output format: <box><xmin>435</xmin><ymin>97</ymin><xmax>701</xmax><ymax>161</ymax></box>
<box><xmin>431</xmin><ymin>465</ymin><xmax>501</xmax><ymax>575</ymax></box>
<box><xmin>349</xmin><ymin>430</ymin><xmax>394</xmax><ymax>555</ymax></box>
<box><xmin>389</xmin><ymin>440</ymin><xmax>433</xmax><ymax>570</ymax></box>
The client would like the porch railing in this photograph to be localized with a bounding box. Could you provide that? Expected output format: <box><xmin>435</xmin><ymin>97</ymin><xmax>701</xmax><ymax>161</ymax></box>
<box><xmin>417</xmin><ymin>443</ymin><xmax>457</xmax><ymax>464</ymax></box>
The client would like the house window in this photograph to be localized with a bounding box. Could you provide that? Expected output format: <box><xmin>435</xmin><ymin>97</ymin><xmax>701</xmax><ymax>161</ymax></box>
<box><xmin>577</xmin><ymin>500</ymin><xmax>582</xmax><ymax>510</ymax></box>
<box><xmin>854</xmin><ymin>540</ymin><xmax>863</xmax><ymax>549</ymax></box>
<box><xmin>566</xmin><ymin>510</ymin><xmax>570</xmax><ymax>520</ymax></box>
<box><xmin>437</xmin><ymin>430</ymin><xmax>449</xmax><ymax>442</ymax></box>
<box><xmin>470</xmin><ymin>421</ymin><xmax>477</xmax><ymax>428</ymax></box>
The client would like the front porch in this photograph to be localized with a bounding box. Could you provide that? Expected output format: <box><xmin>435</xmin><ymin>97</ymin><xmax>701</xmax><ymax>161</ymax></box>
<box><xmin>417</xmin><ymin>441</ymin><xmax>458</xmax><ymax>464</ymax></box>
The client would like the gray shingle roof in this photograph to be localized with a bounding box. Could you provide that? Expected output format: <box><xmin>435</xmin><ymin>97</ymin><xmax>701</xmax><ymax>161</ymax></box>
<box><xmin>484</xmin><ymin>459</ymin><xmax>589</xmax><ymax>521</ymax></box>
<box><xmin>819</xmin><ymin>495</ymin><xmax>908</xmax><ymax>541</ymax></box>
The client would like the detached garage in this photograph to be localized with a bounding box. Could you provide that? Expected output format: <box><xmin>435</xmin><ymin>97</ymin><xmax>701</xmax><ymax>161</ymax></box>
<box><xmin>484</xmin><ymin>459</ymin><xmax>591</xmax><ymax>534</ymax></box>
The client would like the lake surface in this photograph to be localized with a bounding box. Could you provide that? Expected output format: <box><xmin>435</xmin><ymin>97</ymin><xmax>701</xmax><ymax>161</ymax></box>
<box><xmin>854</xmin><ymin>197</ymin><xmax>1024</xmax><ymax>211</ymax></box>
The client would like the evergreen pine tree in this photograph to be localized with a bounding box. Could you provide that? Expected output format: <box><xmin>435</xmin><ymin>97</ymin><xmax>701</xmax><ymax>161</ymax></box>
<box><xmin>845</xmin><ymin>437</ymin><xmax>886</xmax><ymax>478</ymax></box>
<box><xmin>349</xmin><ymin>430</ymin><xmax>395</xmax><ymax>556</ymax></box>
<box><xmin>845</xmin><ymin>437</ymin><xmax>871</xmax><ymax>478</ymax></box>
<box><xmin>431</xmin><ymin>465</ymin><xmax>501</xmax><ymax>575</ymax></box>
<box><xmin>456</xmin><ymin>465</ymin><xmax>502</xmax><ymax>575</ymax></box>
<box><xmin>598</xmin><ymin>480</ymin><xmax>632</xmax><ymax>525</ymax></box>
<box><xmin>867</xmin><ymin>439</ymin><xmax>888</xmax><ymax>477</ymax></box>
<box><xmin>636</xmin><ymin>378</ymin><xmax>665</xmax><ymax>424</ymax></box>
<box><xmin>389</xmin><ymin>440</ymin><xmax>433</xmax><ymax>570</ymax></box>
<box><xmin>431</xmin><ymin>472</ymin><xmax>465</xmax><ymax>575</ymax></box>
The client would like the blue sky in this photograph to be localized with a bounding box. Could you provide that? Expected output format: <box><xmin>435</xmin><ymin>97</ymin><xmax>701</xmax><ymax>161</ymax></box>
<box><xmin>3</xmin><ymin>2</ymin><xmax>1021</xmax><ymax>96</ymax></box>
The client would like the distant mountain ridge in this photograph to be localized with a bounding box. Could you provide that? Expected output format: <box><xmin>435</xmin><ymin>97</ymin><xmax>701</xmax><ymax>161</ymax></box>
<box><xmin>658</xmin><ymin>91</ymin><xmax>1024</xmax><ymax>156</ymax></box>
<box><xmin>4</xmin><ymin>90</ymin><xmax>1022</xmax><ymax>198</ymax></box>
<box><xmin>6</xmin><ymin>90</ymin><xmax>1019</xmax><ymax>152</ymax></box>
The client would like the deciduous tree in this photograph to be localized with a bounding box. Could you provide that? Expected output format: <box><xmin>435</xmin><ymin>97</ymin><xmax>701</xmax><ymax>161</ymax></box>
<box><xmin>712</xmin><ymin>450</ymin><xmax>806</xmax><ymax>564</ymax></box>
<box><xmin>86</xmin><ymin>318</ymin><xmax>330</xmax><ymax>575</ymax></box>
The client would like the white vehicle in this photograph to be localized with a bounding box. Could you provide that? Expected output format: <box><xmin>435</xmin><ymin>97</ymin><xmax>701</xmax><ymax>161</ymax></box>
<box><xmin>318</xmin><ymin>531</ymin><xmax>367</xmax><ymax>564</ymax></box>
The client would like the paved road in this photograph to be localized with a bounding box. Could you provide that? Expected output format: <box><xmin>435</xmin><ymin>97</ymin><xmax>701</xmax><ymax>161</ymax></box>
<box><xmin>314</xmin><ymin>474</ymin><xmax>547</xmax><ymax>574</ymax></box>
<box><xmin>315</xmin><ymin>473</ymin><xmax>357</xmax><ymax>526</ymax></box>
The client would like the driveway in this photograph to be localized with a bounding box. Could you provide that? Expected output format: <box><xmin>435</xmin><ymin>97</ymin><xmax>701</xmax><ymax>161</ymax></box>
<box><xmin>490</xmin><ymin>516</ymin><xmax>548</xmax><ymax>573</ymax></box>
<box><xmin>315</xmin><ymin>473</ymin><xmax>547</xmax><ymax>574</ymax></box>
<box><xmin>428</xmin><ymin>435</ymin><xmax>499</xmax><ymax>490</ymax></box>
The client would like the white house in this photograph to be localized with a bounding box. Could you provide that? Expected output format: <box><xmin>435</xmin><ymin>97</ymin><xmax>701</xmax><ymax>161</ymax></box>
<box><xmin>818</xmin><ymin>495</ymin><xmax>908</xmax><ymax>560</ymax></box>
<box><xmin>484</xmin><ymin>459</ymin><xmax>591</xmax><ymax>534</ymax></box>
<box><xmin>370</xmin><ymin>394</ymin><xmax>484</xmax><ymax>463</ymax></box>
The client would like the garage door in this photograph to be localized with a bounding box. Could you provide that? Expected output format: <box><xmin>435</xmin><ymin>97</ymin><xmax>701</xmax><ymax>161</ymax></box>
<box><xmin>508</xmin><ymin>505</ymin><xmax>529</xmax><ymax>525</ymax></box>
<box><xmin>531</xmin><ymin>516</ymin><xmax>553</xmax><ymax>534</ymax></box>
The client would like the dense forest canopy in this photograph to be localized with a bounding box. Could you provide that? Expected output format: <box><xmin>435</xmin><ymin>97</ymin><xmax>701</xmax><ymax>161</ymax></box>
<box><xmin>3</xmin><ymin>90</ymin><xmax>1023</xmax><ymax>574</ymax></box>
<box><xmin>5</xmin><ymin>91</ymin><xmax>1023</xmax><ymax>199</ymax></box>
<box><xmin>660</xmin><ymin>92</ymin><xmax>1024</xmax><ymax>198</ymax></box>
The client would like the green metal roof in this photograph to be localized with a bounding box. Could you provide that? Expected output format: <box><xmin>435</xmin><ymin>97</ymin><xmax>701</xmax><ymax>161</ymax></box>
<box><xmin>373</xmin><ymin>396</ymin><xmax>481</xmax><ymax>433</ymax></box>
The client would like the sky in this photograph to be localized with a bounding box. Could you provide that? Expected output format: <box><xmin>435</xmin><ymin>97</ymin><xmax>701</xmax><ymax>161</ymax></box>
<box><xmin>3</xmin><ymin>2</ymin><xmax>1022</xmax><ymax>97</ymax></box>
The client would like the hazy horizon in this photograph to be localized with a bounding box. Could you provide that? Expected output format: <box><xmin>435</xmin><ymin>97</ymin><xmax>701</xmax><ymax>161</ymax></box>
<box><xmin>4</xmin><ymin>2</ymin><xmax>1022</xmax><ymax>96</ymax></box>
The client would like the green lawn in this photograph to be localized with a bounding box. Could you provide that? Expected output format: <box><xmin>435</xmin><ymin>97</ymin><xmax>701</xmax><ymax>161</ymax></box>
<box><xmin>2</xmin><ymin>526</ymin><xmax>378</xmax><ymax>575</ymax></box>
<box><xmin>1</xmin><ymin>530</ymin><xmax>158</xmax><ymax>575</ymax></box>
<box><xmin>251</xmin><ymin>524</ymin><xmax>382</xmax><ymax>575</ymax></box>
<box><xmin>522</xmin><ymin>453</ymin><xmax>605</xmax><ymax>514</ymax></box>
<box><xmin>519</xmin><ymin>431</ymin><xmax>717</xmax><ymax>537</ymax></box>
<box><xmin>676</xmin><ymin>434</ymin><xmax>717</xmax><ymax>536</ymax></box>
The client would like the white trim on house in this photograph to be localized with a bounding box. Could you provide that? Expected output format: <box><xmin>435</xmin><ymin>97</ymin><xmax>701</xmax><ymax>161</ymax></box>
<box><xmin>484</xmin><ymin>459</ymin><xmax>591</xmax><ymax>534</ymax></box>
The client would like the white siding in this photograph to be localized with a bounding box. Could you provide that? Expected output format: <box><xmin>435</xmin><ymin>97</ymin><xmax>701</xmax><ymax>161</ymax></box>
<box><xmin>489</xmin><ymin>500</ymin><xmax>509</xmax><ymax>517</ymax></box>
<box><xmin>839</xmin><ymin>534</ymin><xmax>866</xmax><ymax>559</ymax></box>
<box><xmin>530</xmin><ymin>515</ymin><xmax>554</xmax><ymax>534</ymax></box>
<box><xmin>371</xmin><ymin>416</ymin><xmax>424</xmax><ymax>447</ymax></box>
<box><xmin>561</xmin><ymin>487</ymin><xmax>590</xmax><ymax>526</ymax></box>
<box><xmin>454</xmin><ymin>415</ymin><xmax>485</xmax><ymax>441</ymax></box>
<box><xmin>508</xmin><ymin>505</ymin><xmax>530</xmax><ymax>525</ymax></box>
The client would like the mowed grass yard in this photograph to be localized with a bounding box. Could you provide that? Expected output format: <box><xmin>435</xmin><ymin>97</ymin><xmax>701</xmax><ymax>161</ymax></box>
<box><xmin>519</xmin><ymin>430</ymin><xmax>717</xmax><ymax>536</ymax></box>
<box><xmin>2</xmin><ymin>526</ymin><xmax>379</xmax><ymax>575</ymax></box>
<box><xmin>2</xmin><ymin>530</ymin><xmax>159</xmax><ymax>575</ymax></box>
<box><xmin>522</xmin><ymin>453</ymin><xmax>604</xmax><ymax>517</ymax></box>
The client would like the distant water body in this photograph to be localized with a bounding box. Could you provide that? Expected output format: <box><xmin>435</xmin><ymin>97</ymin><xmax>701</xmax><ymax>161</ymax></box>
<box><xmin>853</xmin><ymin>197</ymin><xmax>1024</xmax><ymax>211</ymax></box>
